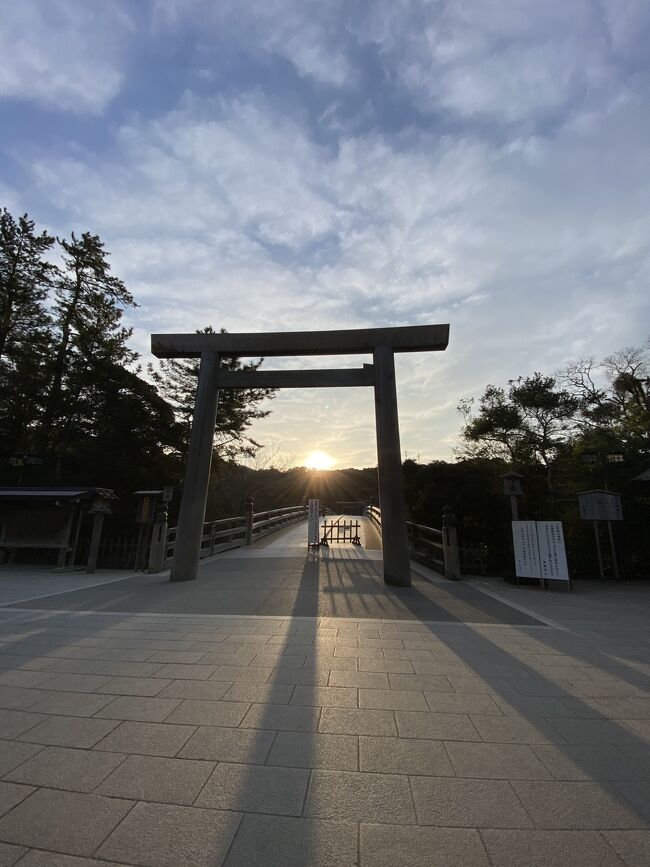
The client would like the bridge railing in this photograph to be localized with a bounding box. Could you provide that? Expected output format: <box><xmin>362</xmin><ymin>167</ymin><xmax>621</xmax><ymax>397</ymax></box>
<box><xmin>364</xmin><ymin>504</ymin><xmax>461</xmax><ymax>580</ymax></box>
<box><xmin>165</xmin><ymin>504</ymin><xmax>306</xmax><ymax>565</ymax></box>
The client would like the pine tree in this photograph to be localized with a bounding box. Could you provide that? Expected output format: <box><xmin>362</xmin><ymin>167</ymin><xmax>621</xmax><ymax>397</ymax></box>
<box><xmin>150</xmin><ymin>327</ymin><xmax>276</xmax><ymax>462</ymax></box>
<box><xmin>41</xmin><ymin>231</ymin><xmax>137</xmax><ymax>459</ymax></box>
<box><xmin>0</xmin><ymin>208</ymin><xmax>55</xmax><ymax>359</ymax></box>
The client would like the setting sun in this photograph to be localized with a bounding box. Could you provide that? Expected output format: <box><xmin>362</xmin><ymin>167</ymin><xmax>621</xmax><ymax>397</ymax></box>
<box><xmin>304</xmin><ymin>450</ymin><xmax>336</xmax><ymax>471</ymax></box>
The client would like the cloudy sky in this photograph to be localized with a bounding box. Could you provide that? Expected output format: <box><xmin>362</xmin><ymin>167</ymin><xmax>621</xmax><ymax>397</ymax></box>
<box><xmin>2</xmin><ymin>1</ymin><xmax>649</xmax><ymax>468</ymax></box>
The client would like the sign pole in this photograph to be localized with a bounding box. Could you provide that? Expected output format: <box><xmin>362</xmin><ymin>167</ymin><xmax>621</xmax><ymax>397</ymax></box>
<box><xmin>593</xmin><ymin>521</ymin><xmax>605</xmax><ymax>579</ymax></box>
<box><xmin>607</xmin><ymin>521</ymin><xmax>620</xmax><ymax>581</ymax></box>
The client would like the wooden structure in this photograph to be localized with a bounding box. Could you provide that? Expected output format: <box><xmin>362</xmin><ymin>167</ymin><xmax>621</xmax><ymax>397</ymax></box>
<box><xmin>0</xmin><ymin>487</ymin><xmax>116</xmax><ymax>572</ymax></box>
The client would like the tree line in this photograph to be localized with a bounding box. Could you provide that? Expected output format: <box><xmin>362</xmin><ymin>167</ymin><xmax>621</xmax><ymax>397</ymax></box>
<box><xmin>0</xmin><ymin>206</ymin><xmax>273</xmax><ymax>527</ymax></box>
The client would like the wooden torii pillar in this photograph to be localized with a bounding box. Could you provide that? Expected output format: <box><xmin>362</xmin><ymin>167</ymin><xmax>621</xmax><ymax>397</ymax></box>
<box><xmin>151</xmin><ymin>324</ymin><xmax>449</xmax><ymax>586</ymax></box>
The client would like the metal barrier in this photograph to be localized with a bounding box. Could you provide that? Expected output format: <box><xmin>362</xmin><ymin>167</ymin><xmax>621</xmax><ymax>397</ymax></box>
<box><xmin>364</xmin><ymin>504</ymin><xmax>460</xmax><ymax>580</ymax></box>
<box><xmin>165</xmin><ymin>504</ymin><xmax>306</xmax><ymax>566</ymax></box>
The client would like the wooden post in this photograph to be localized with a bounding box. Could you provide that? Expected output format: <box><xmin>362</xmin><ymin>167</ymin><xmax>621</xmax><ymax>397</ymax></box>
<box><xmin>170</xmin><ymin>351</ymin><xmax>221</xmax><ymax>582</ymax></box>
<box><xmin>373</xmin><ymin>345</ymin><xmax>411</xmax><ymax>587</ymax></box>
<box><xmin>442</xmin><ymin>507</ymin><xmax>461</xmax><ymax>581</ymax></box>
<box><xmin>86</xmin><ymin>512</ymin><xmax>105</xmax><ymax>574</ymax></box>
<box><xmin>607</xmin><ymin>520</ymin><xmax>620</xmax><ymax>581</ymax></box>
<box><xmin>593</xmin><ymin>521</ymin><xmax>605</xmax><ymax>579</ymax></box>
<box><xmin>245</xmin><ymin>497</ymin><xmax>255</xmax><ymax>546</ymax></box>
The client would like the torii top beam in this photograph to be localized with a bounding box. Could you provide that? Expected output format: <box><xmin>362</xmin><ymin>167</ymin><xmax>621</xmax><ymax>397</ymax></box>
<box><xmin>151</xmin><ymin>324</ymin><xmax>449</xmax><ymax>358</ymax></box>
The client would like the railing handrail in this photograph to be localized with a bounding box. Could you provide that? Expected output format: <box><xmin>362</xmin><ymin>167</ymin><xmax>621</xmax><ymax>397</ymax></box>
<box><xmin>364</xmin><ymin>503</ymin><xmax>460</xmax><ymax>581</ymax></box>
<box><xmin>166</xmin><ymin>504</ymin><xmax>307</xmax><ymax>564</ymax></box>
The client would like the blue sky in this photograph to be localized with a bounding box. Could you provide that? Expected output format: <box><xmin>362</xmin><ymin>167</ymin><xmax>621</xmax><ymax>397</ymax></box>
<box><xmin>2</xmin><ymin>1</ymin><xmax>649</xmax><ymax>467</ymax></box>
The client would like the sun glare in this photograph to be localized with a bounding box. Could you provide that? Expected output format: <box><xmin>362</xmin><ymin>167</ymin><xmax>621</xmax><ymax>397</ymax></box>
<box><xmin>304</xmin><ymin>450</ymin><xmax>336</xmax><ymax>471</ymax></box>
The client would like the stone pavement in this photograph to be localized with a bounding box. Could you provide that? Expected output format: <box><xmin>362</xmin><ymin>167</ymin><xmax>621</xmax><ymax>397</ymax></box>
<box><xmin>0</xmin><ymin>527</ymin><xmax>648</xmax><ymax>865</ymax></box>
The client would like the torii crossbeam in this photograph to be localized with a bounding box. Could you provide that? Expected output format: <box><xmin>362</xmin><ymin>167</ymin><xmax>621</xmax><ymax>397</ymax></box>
<box><xmin>151</xmin><ymin>324</ymin><xmax>450</xmax><ymax>586</ymax></box>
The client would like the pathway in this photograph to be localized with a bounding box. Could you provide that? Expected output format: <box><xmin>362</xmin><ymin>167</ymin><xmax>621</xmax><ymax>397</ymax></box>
<box><xmin>0</xmin><ymin>522</ymin><xmax>648</xmax><ymax>864</ymax></box>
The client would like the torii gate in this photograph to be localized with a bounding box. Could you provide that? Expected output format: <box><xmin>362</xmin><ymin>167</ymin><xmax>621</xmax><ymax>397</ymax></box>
<box><xmin>151</xmin><ymin>324</ymin><xmax>449</xmax><ymax>587</ymax></box>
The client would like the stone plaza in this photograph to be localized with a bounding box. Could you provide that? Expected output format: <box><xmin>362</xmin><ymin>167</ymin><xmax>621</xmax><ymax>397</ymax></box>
<box><xmin>0</xmin><ymin>517</ymin><xmax>648</xmax><ymax>865</ymax></box>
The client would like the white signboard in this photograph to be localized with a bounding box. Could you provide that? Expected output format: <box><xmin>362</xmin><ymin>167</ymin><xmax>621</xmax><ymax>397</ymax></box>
<box><xmin>578</xmin><ymin>491</ymin><xmax>623</xmax><ymax>522</ymax></box>
<box><xmin>537</xmin><ymin>521</ymin><xmax>570</xmax><ymax>581</ymax></box>
<box><xmin>307</xmin><ymin>499</ymin><xmax>320</xmax><ymax>545</ymax></box>
<box><xmin>512</xmin><ymin>521</ymin><xmax>541</xmax><ymax>579</ymax></box>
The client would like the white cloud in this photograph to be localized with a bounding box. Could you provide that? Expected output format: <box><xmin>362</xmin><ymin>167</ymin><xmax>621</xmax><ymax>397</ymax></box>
<box><xmin>4</xmin><ymin>0</ymin><xmax>650</xmax><ymax>466</ymax></box>
<box><xmin>0</xmin><ymin>0</ymin><xmax>132</xmax><ymax>113</ymax></box>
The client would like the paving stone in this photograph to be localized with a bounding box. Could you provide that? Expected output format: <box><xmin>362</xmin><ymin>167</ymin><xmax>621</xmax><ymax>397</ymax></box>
<box><xmin>95</xmin><ymin>695</ymin><xmax>181</xmax><ymax>723</ymax></box>
<box><xmin>410</xmin><ymin>776</ymin><xmax>532</xmax><ymax>827</ymax></box>
<box><xmin>424</xmin><ymin>692</ymin><xmax>503</xmax><ymax>715</ymax></box>
<box><xmin>27</xmin><ymin>691</ymin><xmax>115</xmax><ymax>717</ymax></box>
<box><xmin>166</xmin><ymin>699</ymin><xmax>250</xmax><ymax>727</ymax></box>
<box><xmin>0</xmin><ymin>788</ymin><xmax>133</xmax><ymax>856</ymax></box>
<box><xmin>222</xmin><ymin>682</ymin><xmax>295</xmax><ymax>704</ymax></box>
<box><xmin>0</xmin><ymin>740</ymin><xmax>43</xmax><ymax>776</ymax></box>
<box><xmin>0</xmin><ymin>710</ymin><xmax>44</xmax><ymax>740</ymax></box>
<box><xmin>157</xmin><ymin>679</ymin><xmax>232</xmax><ymax>701</ymax></box>
<box><xmin>97</xmin><ymin>753</ymin><xmax>214</xmax><ymax>804</ymax></box>
<box><xmin>17</xmin><ymin>715</ymin><xmax>119</xmax><ymax>748</ymax></box>
<box><xmin>360</xmin><ymin>824</ymin><xmax>490</xmax><ymax>866</ymax></box>
<box><xmin>545</xmin><ymin>718</ymin><xmax>639</xmax><ymax>747</ymax></box>
<box><xmin>0</xmin><ymin>671</ymin><xmax>51</xmax><ymax>689</ymax></box>
<box><xmin>0</xmin><ymin>841</ymin><xmax>26</xmax><ymax>865</ymax></box>
<box><xmin>328</xmin><ymin>670</ymin><xmax>389</xmax><ymax>689</ymax></box>
<box><xmin>196</xmin><ymin>762</ymin><xmax>309</xmax><ymax>815</ymax></box>
<box><xmin>149</xmin><ymin>650</ymin><xmax>206</xmax><ymax>663</ymax></box>
<box><xmin>240</xmin><ymin>703</ymin><xmax>320</xmax><ymax>732</ymax></box>
<box><xmin>387</xmin><ymin>674</ymin><xmax>455</xmax><ymax>693</ymax></box>
<box><xmin>470</xmin><ymin>714</ymin><xmax>567</xmax><ymax>744</ymax></box>
<box><xmin>447</xmin><ymin>675</ymin><xmax>506</xmax><ymax>694</ymax></box>
<box><xmin>492</xmin><ymin>694</ymin><xmax>577</xmax><ymax>717</ymax></box>
<box><xmin>512</xmin><ymin>780</ymin><xmax>647</xmax><ymax>829</ymax></box>
<box><xmin>0</xmin><ymin>782</ymin><xmax>34</xmax><ymax>817</ymax></box>
<box><xmin>152</xmin><ymin>663</ymin><xmax>218</xmax><ymax>680</ymax></box>
<box><xmin>271</xmin><ymin>668</ymin><xmax>330</xmax><ymax>686</ymax></box>
<box><xmin>39</xmin><ymin>674</ymin><xmax>112</xmax><ymax>693</ymax></box>
<box><xmin>560</xmin><ymin>697</ymin><xmax>647</xmax><ymax>719</ymax></box>
<box><xmin>359</xmin><ymin>735</ymin><xmax>453</xmax><ymax>776</ymax></box>
<box><xmin>94</xmin><ymin>721</ymin><xmax>195</xmax><ymax>756</ymax></box>
<box><xmin>480</xmin><ymin>829</ymin><xmax>624</xmax><ymax>866</ymax></box>
<box><xmin>179</xmin><ymin>725</ymin><xmax>275</xmax><ymax>763</ymax></box>
<box><xmin>613</xmin><ymin>782</ymin><xmax>650</xmax><ymax>822</ymax></box>
<box><xmin>98</xmin><ymin>801</ymin><xmax>241</xmax><ymax>867</ymax></box>
<box><xmin>267</xmin><ymin>731</ymin><xmax>358</xmax><ymax>770</ymax></box>
<box><xmin>319</xmin><ymin>707</ymin><xmax>397</xmax><ymax>736</ymax></box>
<box><xmin>0</xmin><ymin>687</ymin><xmax>45</xmax><ymax>711</ymax></box>
<box><xmin>224</xmin><ymin>814</ymin><xmax>358</xmax><ymax>866</ymax></box>
<box><xmin>445</xmin><ymin>742</ymin><xmax>552</xmax><ymax>779</ymax></box>
<box><xmin>5</xmin><ymin>745</ymin><xmax>124</xmax><ymax>792</ymax></box>
<box><xmin>212</xmin><ymin>665</ymin><xmax>273</xmax><ymax>683</ymax></box>
<box><xmin>358</xmin><ymin>658</ymin><xmax>414</xmax><ymax>673</ymax></box>
<box><xmin>508</xmin><ymin>677</ymin><xmax>575</xmax><ymax>697</ymax></box>
<box><xmin>11</xmin><ymin>851</ymin><xmax>122</xmax><ymax>866</ymax></box>
<box><xmin>304</xmin><ymin>769</ymin><xmax>415</xmax><ymax>823</ymax></box>
<box><xmin>97</xmin><ymin>661</ymin><xmax>164</xmax><ymax>678</ymax></box>
<box><xmin>395</xmin><ymin>711</ymin><xmax>480</xmax><ymax>741</ymax></box>
<box><xmin>604</xmin><ymin>830</ymin><xmax>650</xmax><ymax>866</ymax></box>
<box><xmin>533</xmin><ymin>745</ymin><xmax>650</xmax><ymax>781</ymax></box>
<box><xmin>94</xmin><ymin>676</ymin><xmax>172</xmax><ymax>696</ymax></box>
<box><xmin>291</xmin><ymin>686</ymin><xmax>357</xmax><ymax>708</ymax></box>
<box><xmin>359</xmin><ymin>688</ymin><xmax>429</xmax><ymax>711</ymax></box>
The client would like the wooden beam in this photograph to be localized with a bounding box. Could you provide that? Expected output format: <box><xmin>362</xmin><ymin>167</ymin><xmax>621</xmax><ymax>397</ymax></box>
<box><xmin>216</xmin><ymin>365</ymin><xmax>375</xmax><ymax>389</ymax></box>
<box><xmin>152</xmin><ymin>323</ymin><xmax>449</xmax><ymax>358</ymax></box>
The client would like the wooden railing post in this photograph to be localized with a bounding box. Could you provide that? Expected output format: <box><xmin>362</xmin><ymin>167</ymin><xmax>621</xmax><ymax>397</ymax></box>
<box><xmin>442</xmin><ymin>506</ymin><xmax>461</xmax><ymax>581</ymax></box>
<box><xmin>245</xmin><ymin>497</ymin><xmax>255</xmax><ymax>546</ymax></box>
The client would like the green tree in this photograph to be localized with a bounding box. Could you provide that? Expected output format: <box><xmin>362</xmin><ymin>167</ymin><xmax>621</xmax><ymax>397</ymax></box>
<box><xmin>41</xmin><ymin>231</ymin><xmax>137</xmax><ymax>463</ymax></box>
<box><xmin>0</xmin><ymin>208</ymin><xmax>55</xmax><ymax>359</ymax></box>
<box><xmin>458</xmin><ymin>373</ymin><xmax>580</xmax><ymax>492</ymax></box>
<box><xmin>150</xmin><ymin>327</ymin><xmax>276</xmax><ymax>462</ymax></box>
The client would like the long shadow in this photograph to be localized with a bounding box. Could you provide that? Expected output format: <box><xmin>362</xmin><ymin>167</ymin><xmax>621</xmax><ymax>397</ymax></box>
<box><xmin>388</xmin><ymin>571</ymin><xmax>650</xmax><ymax>827</ymax></box>
<box><xmin>214</xmin><ymin>526</ymin><xmax>336</xmax><ymax>866</ymax></box>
